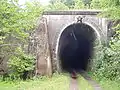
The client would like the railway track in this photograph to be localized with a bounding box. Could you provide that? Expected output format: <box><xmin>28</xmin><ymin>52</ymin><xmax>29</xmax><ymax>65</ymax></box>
<box><xmin>69</xmin><ymin>70</ymin><xmax>102</xmax><ymax>90</ymax></box>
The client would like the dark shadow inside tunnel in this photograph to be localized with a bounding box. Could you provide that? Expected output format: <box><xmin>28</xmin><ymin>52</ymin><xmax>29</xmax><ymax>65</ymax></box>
<box><xmin>57</xmin><ymin>23</ymin><xmax>96</xmax><ymax>73</ymax></box>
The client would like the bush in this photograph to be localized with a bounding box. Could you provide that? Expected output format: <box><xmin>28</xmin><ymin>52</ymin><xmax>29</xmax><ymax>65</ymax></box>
<box><xmin>7</xmin><ymin>47</ymin><xmax>35</xmax><ymax>80</ymax></box>
<box><xmin>92</xmin><ymin>35</ymin><xmax>120</xmax><ymax>81</ymax></box>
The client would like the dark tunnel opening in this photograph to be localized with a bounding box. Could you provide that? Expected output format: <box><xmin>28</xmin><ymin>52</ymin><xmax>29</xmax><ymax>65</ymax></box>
<box><xmin>58</xmin><ymin>23</ymin><xmax>96</xmax><ymax>73</ymax></box>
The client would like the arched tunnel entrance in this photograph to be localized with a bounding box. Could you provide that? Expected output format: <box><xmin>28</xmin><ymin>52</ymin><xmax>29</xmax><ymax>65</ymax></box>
<box><xmin>57</xmin><ymin>23</ymin><xmax>97</xmax><ymax>73</ymax></box>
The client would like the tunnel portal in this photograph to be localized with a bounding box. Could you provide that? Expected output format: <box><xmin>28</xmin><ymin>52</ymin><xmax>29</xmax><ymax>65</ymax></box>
<box><xmin>58</xmin><ymin>23</ymin><xmax>96</xmax><ymax>73</ymax></box>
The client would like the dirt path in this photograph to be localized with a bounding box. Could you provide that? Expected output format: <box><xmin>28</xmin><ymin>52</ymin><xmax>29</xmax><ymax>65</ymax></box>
<box><xmin>80</xmin><ymin>71</ymin><xmax>102</xmax><ymax>90</ymax></box>
<box><xmin>70</xmin><ymin>78</ymin><xmax>79</xmax><ymax>90</ymax></box>
<box><xmin>69</xmin><ymin>73</ymin><xmax>102</xmax><ymax>90</ymax></box>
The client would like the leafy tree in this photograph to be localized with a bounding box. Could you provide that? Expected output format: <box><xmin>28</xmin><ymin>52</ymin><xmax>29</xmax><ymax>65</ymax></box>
<box><xmin>82</xmin><ymin>0</ymin><xmax>92</xmax><ymax>8</ymax></box>
<box><xmin>90</xmin><ymin>0</ymin><xmax>101</xmax><ymax>9</ymax></box>
<box><xmin>61</xmin><ymin>0</ymin><xmax>75</xmax><ymax>8</ymax></box>
<box><xmin>0</xmin><ymin>0</ymin><xmax>43</xmax><ymax>55</ymax></box>
<box><xmin>90</xmin><ymin>0</ymin><xmax>120</xmax><ymax>9</ymax></box>
<box><xmin>91</xmin><ymin>0</ymin><xmax>120</xmax><ymax>81</ymax></box>
<box><xmin>74</xmin><ymin>0</ymin><xmax>85</xmax><ymax>9</ymax></box>
<box><xmin>0</xmin><ymin>0</ymin><xmax>44</xmax><ymax>80</ymax></box>
<box><xmin>48</xmin><ymin>1</ymin><xmax>69</xmax><ymax>10</ymax></box>
<box><xmin>49</xmin><ymin>0</ymin><xmax>57</xmax><ymax>4</ymax></box>
<box><xmin>49</xmin><ymin>0</ymin><xmax>75</xmax><ymax>9</ymax></box>
<box><xmin>100</xmin><ymin>0</ymin><xmax>120</xmax><ymax>9</ymax></box>
<box><xmin>8</xmin><ymin>47</ymin><xmax>35</xmax><ymax>80</ymax></box>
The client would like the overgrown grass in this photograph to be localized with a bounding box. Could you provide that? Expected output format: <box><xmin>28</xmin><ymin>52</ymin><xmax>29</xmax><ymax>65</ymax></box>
<box><xmin>78</xmin><ymin>75</ymin><xmax>94</xmax><ymax>90</ymax></box>
<box><xmin>98</xmin><ymin>79</ymin><xmax>120</xmax><ymax>90</ymax></box>
<box><xmin>90</xmin><ymin>73</ymin><xmax>120</xmax><ymax>90</ymax></box>
<box><xmin>0</xmin><ymin>73</ymin><xmax>69</xmax><ymax>90</ymax></box>
<box><xmin>3</xmin><ymin>73</ymin><xmax>119</xmax><ymax>90</ymax></box>
<box><xmin>0</xmin><ymin>73</ymin><xmax>96</xmax><ymax>90</ymax></box>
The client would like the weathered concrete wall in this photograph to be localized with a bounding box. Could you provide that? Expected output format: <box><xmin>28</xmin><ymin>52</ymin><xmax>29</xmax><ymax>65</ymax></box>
<box><xmin>43</xmin><ymin>10</ymin><xmax>109</xmax><ymax>71</ymax></box>
<box><xmin>29</xmin><ymin>17</ymin><xmax>52</xmax><ymax>75</ymax></box>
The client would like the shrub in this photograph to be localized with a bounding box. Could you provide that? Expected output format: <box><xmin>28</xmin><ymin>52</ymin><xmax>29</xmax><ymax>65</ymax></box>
<box><xmin>92</xmin><ymin>35</ymin><xmax>120</xmax><ymax>81</ymax></box>
<box><xmin>7</xmin><ymin>47</ymin><xmax>35</xmax><ymax>80</ymax></box>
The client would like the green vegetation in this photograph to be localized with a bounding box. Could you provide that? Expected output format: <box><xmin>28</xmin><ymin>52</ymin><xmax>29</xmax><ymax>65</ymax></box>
<box><xmin>48</xmin><ymin>1</ymin><xmax>69</xmax><ymax>10</ymax></box>
<box><xmin>0</xmin><ymin>74</ymin><xmax>96</xmax><ymax>90</ymax></box>
<box><xmin>98</xmin><ymin>79</ymin><xmax>120</xmax><ymax>90</ymax></box>
<box><xmin>0</xmin><ymin>0</ymin><xmax>120</xmax><ymax>90</ymax></box>
<box><xmin>92</xmin><ymin>38</ymin><xmax>120</xmax><ymax>81</ymax></box>
<box><xmin>7</xmin><ymin>47</ymin><xmax>35</xmax><ymax>80</ymax></box>
<box><xmin>78</xmin><ymin>76</ymin><xmax>93</xmax><ymax>90</ymax></box>
<box><xmin>90</xmin><ymin>0</ymin><xmax>120</xmax><ymax>90</ymax></box>
<box><xmin>0</xmin><ymin>74</ymin><xmax>69</xmax><ymax>90</ymax></box>
<box><xmin>0</xmin><ymin>0</ymin><xmax>43</xmax><ymax>80</ymax></box>
<box><xmin>92</xmin><ymin>31</ymin><xmax>120</xmax><ymax>89</ymax></box>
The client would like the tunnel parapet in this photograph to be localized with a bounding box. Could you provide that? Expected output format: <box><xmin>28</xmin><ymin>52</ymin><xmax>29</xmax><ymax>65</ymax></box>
<box><xmin>42</xmin><ymin>10</ymin><xmax>109</xmax><ymax>72</ymax></box>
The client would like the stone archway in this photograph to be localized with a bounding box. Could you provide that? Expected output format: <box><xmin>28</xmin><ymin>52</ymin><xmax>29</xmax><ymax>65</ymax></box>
<box><xmin>55</xmin><ymin>22</ymin><xmax>102</xmax><ymax>72</ymax></box>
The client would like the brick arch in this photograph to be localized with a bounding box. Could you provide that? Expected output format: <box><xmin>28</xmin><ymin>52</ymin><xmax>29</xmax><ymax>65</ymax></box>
<box><xmin>52</xmin><ymin>21</ymin><xmax>104</xmax><ymax>71</ymax></box>
<box><xmin>83</xmin><ymin>17</ymin><xmax>105</xmax><ymax>42</ymax></box>
<box><xmin>54</xmin><ymin>21</ymin><xmax>103</xmax><ymax>55</ymax></box>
